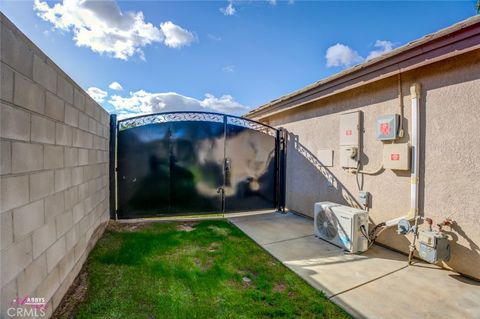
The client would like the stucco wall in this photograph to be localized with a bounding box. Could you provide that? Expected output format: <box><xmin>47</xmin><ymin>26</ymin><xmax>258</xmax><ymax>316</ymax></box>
<box><xmin>259</xmin><ymin>49</ymin><xmax>480</xmax><ymax>279</ymax></box>
<box><xmin>0</xmin><ymin>14</ymin><xmax>110</xmax><ymax>317</ymax></box>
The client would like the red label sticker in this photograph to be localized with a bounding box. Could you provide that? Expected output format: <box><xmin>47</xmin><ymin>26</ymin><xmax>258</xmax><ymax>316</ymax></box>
<box><xmin>380</xmin><ymin>123</ymin><xmax>390</xmax><ymax>136</ymax></box>
<box><xmin>391</xmin><ymin>153</ymin><xmax>400</xmax><ymax>161</ymax></box>
<box><xmin>346</xmin><ymin>129</ymin><xmax>352</xmax><ymax>136</ymax></box>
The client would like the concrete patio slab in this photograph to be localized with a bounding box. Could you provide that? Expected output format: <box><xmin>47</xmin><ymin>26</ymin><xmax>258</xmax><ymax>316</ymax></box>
<box><xmin>229</xmin><ymin>211</ymin><xmax>313</xmax><ymax>245</ymax></box>
<box><xmin>331</xmin><ymin>263</ymin><xmax>480</xmax><ymax>319</ymax></box>
<box><xmin>265</xmin><ymin>236</ymin><xmax>408</xmax><ymax>297</ymax></box>
<box><xmin>229</xmin><ymin>212</ymin><xmax>480</xmax><ymax>319</ymax></box>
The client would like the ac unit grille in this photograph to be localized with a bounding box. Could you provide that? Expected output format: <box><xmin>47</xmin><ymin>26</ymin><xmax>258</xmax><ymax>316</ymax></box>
<box><xmin>315</xmin><ymin>207</ymin><xmax>338</xmax><ymax>240</ymax></box>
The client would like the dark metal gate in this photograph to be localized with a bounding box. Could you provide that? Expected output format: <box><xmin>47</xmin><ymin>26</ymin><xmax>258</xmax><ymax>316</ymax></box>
<box><xmin>113</xmin><ymin>112</ymin><xmax>285</xmax><ymax>219</ymax></box>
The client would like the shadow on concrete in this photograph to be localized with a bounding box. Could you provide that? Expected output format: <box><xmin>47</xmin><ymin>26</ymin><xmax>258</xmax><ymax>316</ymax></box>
<box><xmin>448</xmin><ymin>274</ymin><xmax>480</xmax><ymax>286</ymax></box>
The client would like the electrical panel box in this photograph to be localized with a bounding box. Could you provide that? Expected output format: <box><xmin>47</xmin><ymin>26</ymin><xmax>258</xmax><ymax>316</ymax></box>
<box><xmin>376</xmin><ymin>114</ymin><xmax>400</xmax><ymax>141</ymax></box>
<box><xmin>339</xmin><ymin>111</ymin><xmax>360</xmax><ymax>168</ymax></box>
<box><xmin>340</xmin><ymin>111</ymin><xmax>360</xmax><ymax>146</ymax></box>
<box><xmin>383</xmin><ymin>143</ymin><xmax>410</xmax><ymax>170</ymax></box>
<box><xmin>418</xmin><ymin>230</ymin><xmax>451</xmax><ymax>263</ymax></box>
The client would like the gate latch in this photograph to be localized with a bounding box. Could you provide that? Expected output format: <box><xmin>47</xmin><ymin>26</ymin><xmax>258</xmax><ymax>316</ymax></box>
<box><xmin>224</xmin><ymin>158</ymin><xmax>231</xmax><ymax>172</ymax></box>
<box><xmin>224</xmin><ymin>158</ymin><xmax>231</xmax><ymax>186</ymax></box>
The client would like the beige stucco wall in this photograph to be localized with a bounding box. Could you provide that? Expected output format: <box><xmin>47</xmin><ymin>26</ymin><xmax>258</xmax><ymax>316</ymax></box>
<box><xmin>256</xmin><ymin>49</ymin><xmax>480</xmax><ymax>279</ymax></box>
<box><xmin>0</xmin><ymin>14</ymin><xmax>110</xmax><ymax>317</ymax></box>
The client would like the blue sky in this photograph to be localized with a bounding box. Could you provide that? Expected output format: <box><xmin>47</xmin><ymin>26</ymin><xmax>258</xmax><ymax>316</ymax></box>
<box><xmin>1</xmin><ymin>1</ymin><xmax>477</xmax><ymax>116</ymax></box>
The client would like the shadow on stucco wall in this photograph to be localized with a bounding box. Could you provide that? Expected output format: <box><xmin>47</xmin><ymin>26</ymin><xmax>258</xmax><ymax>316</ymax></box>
<box><xmin>286</xmin><ymin>132</ymin><xmax>361</xmax><ymax>212</ymax></box>
<box><xmin>285</xmin><ymin>131</ymin><xmax>414</xmax><ymax>258</ymax></box>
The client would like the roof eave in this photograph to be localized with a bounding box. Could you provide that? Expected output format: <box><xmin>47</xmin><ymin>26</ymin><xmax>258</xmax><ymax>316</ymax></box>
<box><xmin>245</xmin><ymin>16</ymin><xmax>480</xmax><ymax>120</ymax></box>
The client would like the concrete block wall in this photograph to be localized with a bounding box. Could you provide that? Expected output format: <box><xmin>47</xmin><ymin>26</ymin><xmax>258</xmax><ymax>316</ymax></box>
<box><xmin>0</xmin><ymin>13</ymin><xmax>110</xmax><ymax>317</ymax></box>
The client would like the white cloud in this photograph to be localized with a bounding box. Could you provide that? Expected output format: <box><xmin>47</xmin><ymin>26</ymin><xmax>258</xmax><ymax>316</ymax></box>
<box><xmin>325</xmin><ymin>43</ymin><xmax>363</xmax><ymax>68</ymax></box>
<box><xmin>87</xmin><ymin>87</ymin><xmax>108</xmax><ymax>103</ymax></box>
<box><xmin>109</xmin><ymin>90</ymin><xmax>248</xmax><ymax>115</ymax></box>
<box><xmin>109</xmin><ymin>81</ymin><xmax>123</xmax><ymax>91</ymax></box>
<box><xmin>326</xmin><ymin>40</ymin><xmax>396</xmax><ymax>68</ymax></box>
<box><xmin>222</xmin><ymin>65</ymin><xmax>235</xmax><ymax>73</ymax></box>
<box><xmin>201</xmin><ymin>94</ymin><xmax>246</xmax><ymax>113</ymax></box>
<box><xmin>33</xmin><ymin>0</ymin><xmax>195</xmax><ymax>60</ymax></box>
<box><xmin>160</xmin><ymin>21</ymin><xmax>195</xmax><ymax>49</ymax></box>
<box><xmin>267</xmin><ymin>0</ymin><xmax>277</xmax><ymax>5</ymax></box>
<box><xmin>220</xmin><ymin>2</ymin><xmax>236</xmax><ymax>16</ymax></box>
<box><xmin>366</xmin><ymin>40</ymin><xmax>394</xmax><ymax>60</ymax></box>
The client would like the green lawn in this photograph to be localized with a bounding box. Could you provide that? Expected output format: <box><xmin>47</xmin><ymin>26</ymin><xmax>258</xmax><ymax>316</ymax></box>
<box><xmin>64</xmin><ymin>220</ymin><xmax>350</xmax><ymax>318</ymax></box>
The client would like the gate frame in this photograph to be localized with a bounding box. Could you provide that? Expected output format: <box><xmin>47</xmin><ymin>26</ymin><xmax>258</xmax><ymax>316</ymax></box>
<box><xmin>110</xmin><ymin>111</ymin><xmax>287</xmax><ymax>218</ymax></box>
<box><xmin>109</xmin><ymin>114</ymin><xmax>117</xmax><ymax>219</ymax></box>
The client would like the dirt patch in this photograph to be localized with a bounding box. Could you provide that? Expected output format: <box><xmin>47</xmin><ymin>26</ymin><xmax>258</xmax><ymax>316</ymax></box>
<box><xmin>193</xmin><ymin>257</ymin><xmax>213</xmax><ymax>271</ymax></box>
<box><xmin>237</xmin><ymin>269</ymin><xmax>258</xmax><ymax>288</ymax></box>
<box><xmin>51</xmin><ymin>265</ymin><xmax>89</xmax><ymax>319</ymax></box>
<box><xmin>238</xmin><ymin>269</ymin><xmax>258</xmax><ymax>278</ymax></box>
<box><xmin>272</xmin><ymin>283</ymin><xmax>287</xmax><ymax>293</ymax></box>
<box><xmin>107</xmin><ymin>221</ymin><xmax>149</xmax><ymax>232</ymax></box>
<box><xmin>208</xmin><ymin>225</ymin><xmax>230</xmax><ymax>236</ymax></box>
<box><xmin>207</xmin><ymin>242</ymin><xmax>221</xmax><ymax>252</ymax></box>
<box><xmin>225</xmin><ymin>275</ymin><xmax>254</xmax><ymax>289</ymax></box>
<box><xmin>177</xmin><ymin>222</ymin><xmax>197</xmax><ymax>232</ymax></box>
<box><xmin>241</xmin><ymin>276</ymin><xmax>253</xmax><ymax>288</ymax></box>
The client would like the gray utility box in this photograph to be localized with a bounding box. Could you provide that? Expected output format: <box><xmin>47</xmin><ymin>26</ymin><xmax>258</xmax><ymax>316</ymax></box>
<box><xmin>418</xmin><ymin>230</ymin><xmax>451</xmax><ymax>264</ymax></box>
<box><xmin>340</xmin><ymin>111</ymin><xmax>360</xmax><ymax>168</ymax></box>
<box><xmin>376</xmin><ymin>114</ymin><xmax>400</xmax><ymax>141</ymax></box>
<box><xmin>358</xmin><ymin>191</ymin><xmax>370</xmax><ymax>207</ymax></box>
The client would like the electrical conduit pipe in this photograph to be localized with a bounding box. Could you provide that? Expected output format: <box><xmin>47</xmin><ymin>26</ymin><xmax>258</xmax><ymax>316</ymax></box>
<box><xmin>385</xmin><ymin>83</ymin><xmax>421</xmax><ymax>226</ymax></box>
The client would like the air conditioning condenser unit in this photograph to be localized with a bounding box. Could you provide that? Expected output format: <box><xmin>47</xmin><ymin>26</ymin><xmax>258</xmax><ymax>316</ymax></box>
<box><xmin>314</xmin><ymin>202</ymin><xmax>369</xmax><ymax>253</ymax></box>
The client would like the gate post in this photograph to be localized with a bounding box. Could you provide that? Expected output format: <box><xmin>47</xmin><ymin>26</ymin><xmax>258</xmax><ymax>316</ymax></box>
<box><xmin>276</xmin><ymin>127</ymin><xmax>288</xmax><ymax>212</ymax></box>
<box><xmin>109</xmin><ymin>114</ymin><xmax>117</xmax><ymax>219</ymax></box>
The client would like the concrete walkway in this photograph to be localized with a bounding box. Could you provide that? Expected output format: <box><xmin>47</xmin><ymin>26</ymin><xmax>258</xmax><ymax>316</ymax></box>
<box><xmin>229</xmin><ymin>212</ymin><xmax>480</xmax><ymax>319</ymax></box>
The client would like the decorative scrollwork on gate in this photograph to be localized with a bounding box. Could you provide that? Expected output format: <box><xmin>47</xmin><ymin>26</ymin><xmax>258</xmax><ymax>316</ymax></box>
<box><xmin>118</xmin><ymin>112</ymin><xmax>225</xmax><ymax>131</ymax></box>
<box><xmin>118</xmin><ymin>112</ymin><xmax>277</xmax><ymax>137</ymax></box>
<box><xmin>226</xmin><ymin>116</ymin><xmax>277</xmax><ymax>137</ymax></box>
